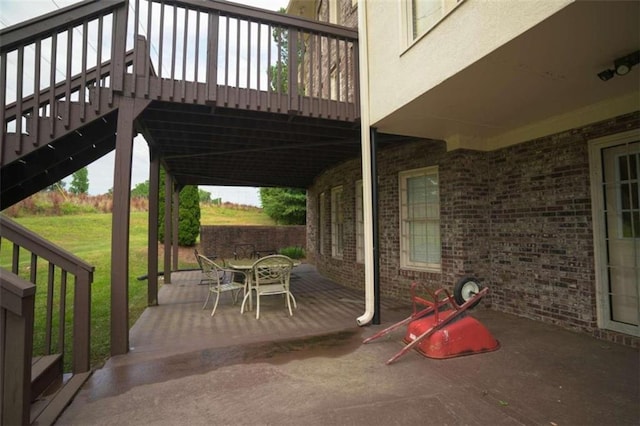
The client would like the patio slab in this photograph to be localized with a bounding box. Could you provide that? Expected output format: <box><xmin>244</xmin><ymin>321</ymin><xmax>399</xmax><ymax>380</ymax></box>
<box><xmin>56</xmin><ymin>265</ymin><xmax>639</xmax><ymax>425</ymax></box>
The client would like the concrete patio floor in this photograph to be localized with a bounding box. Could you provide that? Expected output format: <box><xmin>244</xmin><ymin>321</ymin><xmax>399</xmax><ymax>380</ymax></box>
<box><xmin>57</xmin><ymin>265</ymin><xmax>639</xmax><ymax>425</ymax></box>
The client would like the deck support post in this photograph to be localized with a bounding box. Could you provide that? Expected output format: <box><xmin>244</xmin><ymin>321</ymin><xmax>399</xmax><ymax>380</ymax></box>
<box><xmin>163</xmin><ymin>174</ymin><xmax>173</xmax><ymax>283</ymax></box>
<box><xmin>110</xmin><ymin>97</ymin><xmax>149</xmax><ymax>356</ymax></box>
<box><xmin>172</xmin><ymin>185</ymin><xmax>180</xmax><ymax>271</ymax></box>
<box><xmin>148</xmin><ymin>147</ymin><xmax>160</xmax><ymax>306</ymax></box>
<box><xmin>110</xmin><ymin>99</ymin><xmax>134</xmax><ymax>356</ymax></box>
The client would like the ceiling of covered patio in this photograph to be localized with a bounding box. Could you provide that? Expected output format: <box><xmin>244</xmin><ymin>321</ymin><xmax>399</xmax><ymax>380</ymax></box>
<box><xmin>138</xmin><ymin>101</ymin><xmax>417</xmax><ymax>189</ymax></box>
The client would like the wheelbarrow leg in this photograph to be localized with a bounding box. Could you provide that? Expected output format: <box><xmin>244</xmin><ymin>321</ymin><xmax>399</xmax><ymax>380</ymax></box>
<box><xmin>362</xmin><ymin>305</ymin><xmax>435</xmax><ymax>344</ymax></box>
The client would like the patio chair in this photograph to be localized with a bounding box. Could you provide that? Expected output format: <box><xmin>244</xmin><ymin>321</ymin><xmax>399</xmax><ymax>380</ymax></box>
<box><xmin>240</xmin><ymin>254</ymin><xmax>296</xmax><ymax>319</ymax></box>
<box><xmin>198</xmin><ymin>254</ymin><xmax>247</xmax><ymax>316</ymax></box>
<box><xmin>234</xmin><ymin>243</ymin><xmax>256</xmax><ymax>259</ymax></box>
<box><xmin>194</xmin><ymin>249</ymin><xmax>219</xmax><ymax>285</ymax></box>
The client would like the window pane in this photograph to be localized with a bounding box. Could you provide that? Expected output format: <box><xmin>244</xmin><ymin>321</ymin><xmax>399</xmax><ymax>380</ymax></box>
<box><xmin>409</xmin><ymin>222</ymin><xmax>427</xmax><ymax>262</ymax></box>
<box><xmin>619</xmin><ymin>155</ymin><xmax>629</xmax><ymax>180</ymax></box>
<box><xmin>621</xmin><ymin>183</ymin><xmax>631</xmax><ymax>209</ymax></box>
<box><xmin>413</xmin><ymin>0</ymin><xmax>441</xmax><ymax>38</ymax></box>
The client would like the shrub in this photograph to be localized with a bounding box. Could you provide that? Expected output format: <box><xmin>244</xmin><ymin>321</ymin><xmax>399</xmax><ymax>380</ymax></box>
<box><xmin>279</xmin><ymin>246</ymin><xmax>305</xmax><ymax>259</ymax></box>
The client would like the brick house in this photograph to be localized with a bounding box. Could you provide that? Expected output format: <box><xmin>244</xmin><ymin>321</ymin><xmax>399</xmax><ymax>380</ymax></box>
<box><xmin>287</xmin><ymin>0</ymin><xmax>639</xmax><ymax>346</ymax></box>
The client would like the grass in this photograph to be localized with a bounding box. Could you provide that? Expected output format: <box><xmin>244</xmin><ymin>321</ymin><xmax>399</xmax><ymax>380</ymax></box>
<box><xmin>1</xmin><ymin>200</ymin><xmax>275</xmax><ymax>370</ymax></box>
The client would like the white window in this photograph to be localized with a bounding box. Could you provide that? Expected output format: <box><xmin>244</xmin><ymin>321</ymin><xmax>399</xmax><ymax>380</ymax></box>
<box><xmin>399</xmin><ymin>167</ymin><xmax>441</xmax><ymax>271</ymax></box>
<box><xmin>331</xmin><ymin>186</ymin><xmax>344</xmax><ymax>258</ymax></box>
<box><xmin>319</xmin><ymin>192</ymin><xmax>325</xmax><ymax>255</ymax></box>
<box><xmin>408</xmin><ymin>0</ymin><xmax>464</xmax><ymax>41</ymax></box>
<box><xmin>355</xmin><ymin>180</ymin><xmax>364</xmax><ymax>263</ymax></box>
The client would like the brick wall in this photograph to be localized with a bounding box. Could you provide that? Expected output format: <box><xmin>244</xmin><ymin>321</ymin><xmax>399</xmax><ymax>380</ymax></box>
<box><xmin>307</xmin><ymin>111</ymin><xmax>640</xmax><ymax>347</ymax></box>
<box><xmin>200</xmin><ymin>226</ymin><xmax>306</xmax><ymax>260</ymax></box>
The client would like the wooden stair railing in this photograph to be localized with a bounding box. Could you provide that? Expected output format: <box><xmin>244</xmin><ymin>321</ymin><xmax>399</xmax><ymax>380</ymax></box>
<box><xmin>0</xmin><ymin>215</ymin><xmax>94</xmax><ymax>425</ymax></box>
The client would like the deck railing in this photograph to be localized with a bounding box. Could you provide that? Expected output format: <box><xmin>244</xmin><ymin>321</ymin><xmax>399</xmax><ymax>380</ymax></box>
<box><xmin>1</xmin><ymin>268</ymin><xmax>36</xmax><ymax>425</ymax></box>
<box><xmin>0</xmin><ymin>0</ymin><xmax>359</xmax><ymax>162</ymax></box>
<box><xmin>0</xmin><ymin>0</ymin><xmax>129</xmax><ymax>166</ymax></box>
<box><xmin>0</xmin><ymin>215</ymin><xmax>93</xmax><ymax>375</ymax></box>
<box><xmin>128</xmin><ymin>0</ymin><xmax>359</xmax><ymax>118</ymax></box>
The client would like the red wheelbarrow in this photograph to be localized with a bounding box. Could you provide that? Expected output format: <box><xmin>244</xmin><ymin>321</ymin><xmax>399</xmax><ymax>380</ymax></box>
<box><xmin>363</xmin><ymin>277</ymin><xmax>500</xmax><ymax>364</ymax></box>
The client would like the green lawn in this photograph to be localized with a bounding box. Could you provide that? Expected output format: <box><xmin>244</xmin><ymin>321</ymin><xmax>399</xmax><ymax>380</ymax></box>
<box><xmin>1</xmin><ymin>203</ymin><xmax>275</xmax><ymax>370</ymax></box>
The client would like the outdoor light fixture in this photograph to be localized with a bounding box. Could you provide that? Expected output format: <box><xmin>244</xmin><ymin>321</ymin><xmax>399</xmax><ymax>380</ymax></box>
<box><xmin>598</xmin><ymin>69</ymin><xmax>615</xmax><ymax>81</ymax></box>
<box><xmin>598</xmin><ymin>50</ymin><xmax>640</xmax><ymax>81</ymax></box>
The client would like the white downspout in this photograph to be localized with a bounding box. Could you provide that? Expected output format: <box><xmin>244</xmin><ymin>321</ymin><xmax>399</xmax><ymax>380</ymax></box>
<box><xmin>357</xmin><ymin>0</ymin><xmax>374</xmax><ymax>326</ymax></box>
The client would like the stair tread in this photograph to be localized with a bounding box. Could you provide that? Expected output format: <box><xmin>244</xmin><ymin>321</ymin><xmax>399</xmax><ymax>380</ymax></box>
<box><xmin>31</xmin><ymin>371</ymin><xmax>92</xmax><ymax>426</ymax></box>
<box><xmin>31</xmin><ymin>354</ymin><xmax>62</xmax><ymax>382</ymax></box>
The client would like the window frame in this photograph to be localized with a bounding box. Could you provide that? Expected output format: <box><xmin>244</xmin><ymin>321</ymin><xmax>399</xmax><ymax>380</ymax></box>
<box><xmin>331</xmin><ymin>186</ymin><xmax>344</xmax><ymax>259</ymax></box>
<box><xmin>401</xmin><ymin>0</ymin><xmax>465</xmax><ymax>47</ymax></box>
<box><xmin>399</xmin><ymin>166</ymin><xmax>441</xmax><ymax>271</ymax></box>
<box><xmin>319</xmin><ymin>192</ymin><xmax>325</xmax><ymax>255</ymax></box>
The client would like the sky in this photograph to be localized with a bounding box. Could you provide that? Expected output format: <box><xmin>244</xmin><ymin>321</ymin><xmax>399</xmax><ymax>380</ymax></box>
<box><xmin>0</xmin><ymin>0</ymin><xmax>290</xmax><ymax>206</ymax></box>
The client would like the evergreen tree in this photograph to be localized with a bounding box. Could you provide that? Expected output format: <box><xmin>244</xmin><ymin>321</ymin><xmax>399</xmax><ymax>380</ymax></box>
<box><xmin>178</xmin><ymin>185</ymin><xmax>201</xmax><ymax>246</ymax></box>
<box><xmin>69</xmin><ymin>167</ymin><xmax>89</xmax><ymax>194</ymax></box>
<box><xmin>157</xmin><ymin>168</ymin><xmax>201</xmax><ymax>246</ymax></box>
<box><xmin>259</xmin><ymin>187</ymin><xmax>306</xmax><ymax>225</ymax></box>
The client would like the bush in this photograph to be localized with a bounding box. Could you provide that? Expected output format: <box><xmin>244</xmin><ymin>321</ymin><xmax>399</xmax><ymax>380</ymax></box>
<box><xmin>279</xmin><ymin>246</ymin><xmax>305</xmax><ymax>259</ymax></box>
<box><xmin>177</xmin><ymin>185</ymin><xmax>201</xmax><ymax>246</ymax></box>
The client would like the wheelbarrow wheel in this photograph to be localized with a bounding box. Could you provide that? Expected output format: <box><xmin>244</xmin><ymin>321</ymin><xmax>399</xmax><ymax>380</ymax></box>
<box><xmin>453</xmin><ymin>277</ymin><xmax>482</xmax><ymax>309</ymax></box>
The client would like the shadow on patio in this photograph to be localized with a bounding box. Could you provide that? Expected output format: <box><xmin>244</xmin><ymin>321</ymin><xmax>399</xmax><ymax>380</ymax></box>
<box><xmin>57</xmin><ymin>264</ymin><xmax>639</xmax><ymax>425</ymax></box>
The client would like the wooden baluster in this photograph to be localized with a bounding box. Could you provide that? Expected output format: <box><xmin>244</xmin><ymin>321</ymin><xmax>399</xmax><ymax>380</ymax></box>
<box><xmin>58</xmin><ymin>270</ymin><xmax>67</xmax><ymax>354</ymax></box>
<box><xmin>266</xmin><ymin>23</ymin><xmax>272</xmax><ymax>111</ymax></box>
<box><xmin>353</xmin><ymin>39</ymin><xmax>360</xmax><ymax>120</ymax></box>
<box><xmin>246</xmin><ymin>19</ymin><xmax>251</xmax><ymax>108</ymax></box>
<box><xmin>64</xmin><ymin>27</ymin><xmax>72</xmax><ymax>129</ymax></box>
<box><xmin>224</xmin><ymin>15</ymin><xmax>230</xmax><ymax>105</ymax></box>
<box><xmin>235</xmin><ymin>17</ymin><xmax>240</xmax><ymax>107</ymax></box>
<box><xmin>45</xmin><ymin>262</ymin><xmax>55</xmax><ymax>354</ymax></box>
<box><xmin>132</xmin><ymin>0</ymin><xmax>140</xmax><ymax>96</ymax></box>
<box><xmin>15</xmin><ymin>45</ymin><xmax>24</xmax><ymax>154</ymax></box>
<box><xmin>0</xmin><ymin>53</ymin><xmax>6</xmax><ymax>162</ymax></box>
<box><xmin>170</xmin><ymin>3</ymin><xmax>177</xmax><ymax>100</ymax></box>
<box><xmin>80</xmin><ymin>20</ymin><xmax>88</xmax><ymax>122</ymax></box>
<box><xmin>206</xmin><ymin>11</ymin><xmax>219</xmax><ymax>104</ymax></box>
<box><xmin>33</xmin><ymin>40</ymin><xmax>41</xmax><ymax>146</ymax></box>
<box><xmin>288</xmin><ymin>28</ymin><xmax>299</xmax><ymax>114</ymax></box>
<box><xmin>96</xmin><ymin>15</ymin><xmax>103</xmax><ymax>114</ymax></box>
<box><xmin>194</xmin><ymin>10</ymin><xmax>200</xmax><ymax>103</ymax></box>
<box><xmin>158</xmin><ymin>1</ymin><xmax>165</xmax><ymax>99</ymax></box>
<box><xmin>145</xmin><ymin>0</ymin><xmax>152</xmax><ymax>98</ymax></box>
<box><xmin>181</xmin><ymin>7</ymin><xmax>188</xmax><ymax>102</ymax></box>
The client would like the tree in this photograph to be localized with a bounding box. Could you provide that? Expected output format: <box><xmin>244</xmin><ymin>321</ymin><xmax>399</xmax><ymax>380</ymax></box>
<box><xmin>131</xmin><ymin>180</ymin><xmax>150</xmax><ymax>198</ymax></box>
<box><xmin>178</xmin><ymin>185</ymin><xmax>200</xmax><ymax>246</ymax></box>
<box><xmin>267</xmin><ymin>7</ymin><xmax>305</xmax><ymax>95</ymax></box>
<box><xmin>198</xmin><ymin>188</ymin><xmax>212</xmax><ymax>204</ymax></box>
<box><xmin>268</xmin><ymin>9</ymin><xmax>289</xmax><ymax>93</ymax></box>
<box><xmin>45</xmin><ymin>181</ymin><xmax>66</xmax><ymax>192</ymax></box>
<box><xmin>69</xmin><ymin>167</ymin><xmax>89</xmax><ymax>194</ymax></box>
<box><xmin>259</xmin><ymin>187</ymin><xmax>306</xmax><ymax>225</ymax></box>
<box><xmin>158</xmin><ymin>168</ymin><xmax>201</xmax><ymax>247</ymax></box>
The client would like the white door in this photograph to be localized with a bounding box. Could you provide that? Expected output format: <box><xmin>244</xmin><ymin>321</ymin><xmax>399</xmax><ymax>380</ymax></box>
<box><xmin>590</xmin><ymin>131</ymin><xmax>640</xmax><ymax>336</ymax></box>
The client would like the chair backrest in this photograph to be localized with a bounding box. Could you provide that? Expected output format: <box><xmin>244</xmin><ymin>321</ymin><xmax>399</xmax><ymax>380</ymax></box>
<box><xmin>197</xmin><ymin>254</ymin><xmax>225</xmax><ymax>284</ymax></box>
<box><xmin>234</xmin><ymin>243</ymin><xmax>256</xmax><ymax>259</ymax></box>
<box><xmin>251</xmin><ymin>255</ymin><xmax>293</xmax><ymax>287</ymax></box>
<box><xmin>195</xmin><ymin>249</ymin><xmax>203</xmax><ymax>269</ymax></box>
